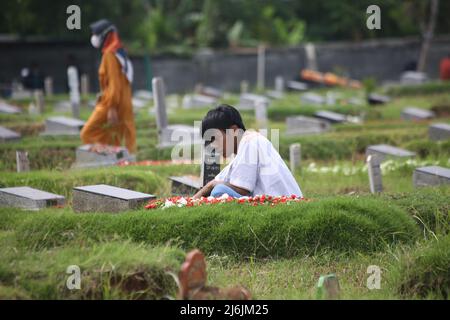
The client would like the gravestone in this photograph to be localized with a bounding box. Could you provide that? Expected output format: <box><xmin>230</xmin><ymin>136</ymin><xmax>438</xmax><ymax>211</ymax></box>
<box><xmin>171</xmin><ymin>142</ymin><xmax>221</xmax><ymax>196</ymax></box>
<box><xmin>44</xmin><ymin>77</ymin><xmax>53</xmax><ymax>97</ymax></box>
<box><xmin>287</xmin><ymin>81</ymin><xmax>308</xmax><ymax>92</ymax></box>
<box><xmin>368</xmin><ymin>93</ymin><xmax>390</xmax><ymax>105</ymax></box>
<box><xmin>305</xmin><ymin>43</ymin><xmax>318</xmax><ymax>71</ymax></box>
<box><xmin>314</xmin><ymin>110</ymin><xmax>347</xmax><ymax>123</ymax></box>
<box><xmin>80</xmin><ymin>74</ymin><xmax>90</xmax><ymax>97</ymax></box>
<box><xmin>316</xmin><ymin>274</ymin><xmax>340</xmax><ymax>300</ymax></box>
<box><xmin>0</xmin><ymin>126</ymin><xmax>21</xmax><ymax>142</ymax></box>
<box><xmin>73</xmin><ymin>184</ymin><xmax>155</xmax><ymax>213</ymax></box>
<box><xmin>73</xmin><ymin>144</ymin><xmax>135</xmax><ymax>168</ymax></box>
<box><xmin>182</xmin><ymin>94</ymin><xmax>217</xmax><ymax>109</ymax></box>
<box><xmin>301</xmin><ymin>92</ymin><xmax>325</xmax><ymax>106</ymax></box>
<box><xmin>54</xmin><ymin>100</ymin><xmax>72</xmax><ymax>113</ymax></box>
<box><xmin>0</xmin><ymin>101</ymin><xmax>21</xmax><ymax>114</ymax></box>
<box><xmin>195</xmin><ymin>85</ymin><xmax>223</xmax><ymax>99</ymax></box>
<box><xmin>33</xmin><ymin>90</ymin><xmax>45</xmax><ymax>114</ymax></box>
<box><xmin>401</xmin><ymin>107</ymin><xmax>435</xmax><ymax>121</ymax></box>
<box><xmin>366</xmin><ymin>144</ymin><xmax>415</xmax><ymax>162</ymax></box>
<box><xmin>67</xmin><ymin>66</ymin><xmax>80</xmax><ymax>118</ymax></box>
<box><xmin>413</xmin><ymin>166</ymin><xmax>450</xmax><ymax>187</ymax></box>
<box><xmin>153</xmin><ymin>77</ymin><xmax>201</xmax><ymax>148</ymax></box>
<box><xmin>286</xmin><ymin>116</ymin><xmax>330</xmax><ymax>136</ymax></box>
<box><xmin>132</xmin><ymin>97</ymin><xmax>148</xmax><ymax>110</ymax></box>
<box><xmin>134</xmin><ymin>90</ymin><xmax>153</xmax><ymax>101</ymax></box>
<box><xmin>289</xmin><ymin>143</ymin><xmax>301</xmax><ymax>173</ymax></box>
<box><xmin>255</xmin><ymin>100</ymin><xmax>268</xmax><ymax>130</ymax></box>
<box><xmin>238</xmin><ymin>93</ymin><xmax>270</xmax><ymax>110</ymax></box>
<box><xmin>366</xmin><ymin>155</ymin><xmax>383</xmax><ymax>193</ymax></box>
<box><xmin>429</xmin><ymin>123</ymin><xmax>450</xmax><ymax>141</ymax></box>
<box><xmin>41</xmin><ymin>116</ymin><xmax>85</xmax><ymax>136</ymax></box>
<box><xmin>0</xmin><ymin>187</ymin><xmax>65</xmax><ymax>210</ymax></box>
<box><xmin>267</xmin><ymin>76</ymin><xmax>285</xmax><ymax>99</ymax></box>
<box><xmin>16</xmin><ymin>151</ymin><xmax>30</xmax><ymax>172</ymax></box>
<box><xmin>400</xmin><ymin>71</ymin><xmax>428</xmax><ymax>85</ymax></box>
<box><xmin>257</xmin><ymin>44</ymin><xmax>266</xmax><ymax>89</ymax></box>
<box><xmin>240</xmin><ymin>81</ymin><xmax>249</xmax><ymax>94</ymax></box>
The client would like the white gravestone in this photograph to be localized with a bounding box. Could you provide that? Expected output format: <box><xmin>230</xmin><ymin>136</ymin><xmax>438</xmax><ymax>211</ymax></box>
<box><xmin>16</xmin><ymin>151</ymin><xmax>30</xmax><ymax>172</ymax></box>
<box><xmin>80</xmin><ymin>74</ymin><xmax>90</xmax><ymax>97</ymax></box>
<box><xmin>289</xmin><ymin>143</ymin><xmax>301</xmax><ymax>173</ymax></box>
<box><xmin>41</xmin><ymin>116</ymin><xmax>85</xmax><ymax>136</ymax></box>
<box><xmin>287</xmin><ymin>81</ymin><xmax>308</xmax><ymax>92</ymax></box>
<box><xmin>366</xmin><ymin>144</ymin><xmax>415</xmax><ymax>162</ymax></box>
<box><xmin>401</xmin><ymin>107</ymin><xmax>435</xmax><ymax>121</ymax></box>
<box><xmin>367</xmin><ymin>155</ymin><xmax>383</xmax><ymax>193</ymax></box>
<box><xmin>67</xmin><ymin>66</ymin><xmax>80</xmax><ymax>118</ymax></box>
<box><xmin>182</xmin><ymin>94</ymin><xmax>217</xmax><ymax>109</ymax></box>
<box><xmin>152</xmin><ymin>77</ymin><xmax>201</xmax><ymax>148</ymax></box>
<box><xmin>240</xmin><ymin>80</ymin><xmax>249</xmax><ymax>94</ymax></box>
<box><xmin>73</xmin><ymin>144</ymin><xmax>135</xmax><ymax>168</ymax></box>
<box><xmin>0</xmin><ymin>101</ymin><xmax>21</xmax><ymax>114</ymax></box>
<box><xmin>255</xmin><ymin>100</ymin><xmax>269</xmax><ymax>131</ymax></box>
<box><xmin>0</xmin><ymin>187</ymin><xmax>65</xmax><ymax>210</ymax></box>
<box><xmin>44</xmin><ymin>77</ymin><xmax>53</xmax><ymax>98</ymax></box>
<box><xmin>301</xmin><ymin>92</ymin><xmax>325</xmax><ymax>106</ymax></box>
<box><xmin>257</xmin><ymin>44</ymin><xmax>266</xmax><ymax>89</ymax></box>
<box><xmin>0</xmin><ymin>126</ymin><xmax>21</xmax><ymax>142</ymax></box>
<box><xmin>73</xmin><ymin>184</ymin><xmax>155</xmax><ymax>213</ymax></box>
<box><xmin>413</xmin><ymin>166</ymin><xmax>450</xmax><ymax>187</ymax></box>
<box><xmin>429</xmin><ymin>123</ymin><xmax>450</xmax><ymax>141</ymax></box>
<box><xmin>314</xmin><ymin>110</ymin><xmax>347</xmax><ymax>123</ymax></box>
<box><xmin>305</xmin><ymin>43</ymin><xmax>318</xmax><ymax>71</ymax></box>
<box><xmin>238</xmin><ymin>93</ymin><xmax>270</xmax><ymax>110</ymax></box>
<box><xmin>33</xmin><ymin>90</ymin><xmax>45</xmax><ymax>114</ymax></box>
<box><xmin>286</xmin><ymin>116</ymin><xmax>330</xmax><ymax>136</ymax></box>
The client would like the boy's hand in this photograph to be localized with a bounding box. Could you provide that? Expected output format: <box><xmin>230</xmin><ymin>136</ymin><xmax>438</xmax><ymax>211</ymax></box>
<box><xmin>193</xmin><ymin>180</ymin><xmax>219</xmax><ymax>199</ymax></box>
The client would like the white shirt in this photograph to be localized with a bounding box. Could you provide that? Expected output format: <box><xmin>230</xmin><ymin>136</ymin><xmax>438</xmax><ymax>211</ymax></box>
<box><xmin>215</xmin><ymin>131</ymin><xmax>303</xmax><ymax>197</ymax></box>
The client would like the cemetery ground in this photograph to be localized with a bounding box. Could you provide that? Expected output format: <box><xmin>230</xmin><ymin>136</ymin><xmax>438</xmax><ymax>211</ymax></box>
<box><xmin>0</xmin><ymin>83</ymin><xmax>449</xmax><ymax>299</ymax></box>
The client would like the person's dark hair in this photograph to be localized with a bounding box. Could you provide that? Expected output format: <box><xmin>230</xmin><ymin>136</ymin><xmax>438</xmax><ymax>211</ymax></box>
<box><xmin>201</xmin><ymin>104</ymin><xmax>246</xmax><ymax>138</ymax></box>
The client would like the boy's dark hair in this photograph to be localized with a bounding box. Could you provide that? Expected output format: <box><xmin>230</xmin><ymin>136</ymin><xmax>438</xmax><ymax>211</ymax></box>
<box><xmin>201</xmin><ymin>104</ymin><xmax>246</xmax><ymax>138</ymax></box>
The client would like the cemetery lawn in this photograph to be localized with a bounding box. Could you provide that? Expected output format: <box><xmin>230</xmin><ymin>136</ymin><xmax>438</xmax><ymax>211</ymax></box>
<box><xmin>0</xmin><ymin>87</ymin><xmax>449</xmax><ymax>299</ymax></box>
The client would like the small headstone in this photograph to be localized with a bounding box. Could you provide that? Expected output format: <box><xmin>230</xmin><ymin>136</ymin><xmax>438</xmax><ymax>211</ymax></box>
<box><xmin>54</xmin><ymin>100</ymin><xmax>72</xmax><ymax>113</ymax></box>
<box><xmin>367</xmin><ymin>155</ymin><xmax>383</xmax><ymax>193</ymax></box>
<box><xmin>400</xmin><ymin>71</ymin><xmax>428</xmax><ymax>85</ymax></box>
<box><xmin>305</xmin><ymin>43</ymin><xmax>318</xmax><ymax>71</ymax></box>
<box><xmin>72</xmin><ymin>184</ymin><xmax>155</xmax><ymax>213</ymax></box>
<box><xmin>289</xmin><ymin>143</ymin><xmax>301</xmax><ymax>173</ymax></box>
<box><xmin>316</xmin><ymin>274</ymin><xmax>340</xmax><ymax>300</ymax></box>
<box><xmin>413</xmin><ymin>166</ymin><xmax>450</xmax><ymax>187</ymax></box>
<box><xmin>132</xmin><ymin>97</ymin><xmax>148</xmax><ymax>110</ymax></box>
<box><xmin>238</xmin><ymin>93</ymin><xmax>269</xmax><ymax>110</ymax></box>
<box><xmin>275</xmin><ymin>76</ymin><xmax>285</xmax><ymax>93</ymax></box>
<box><xmin>196</xmin><ymin>85</ymin><xmax>223</xmax><ymax>99</ymax></box>
<box><xmin>0</xmin><ymin>101</ymin><xmax>22</xmax><ymax>114</ymax></box>
<box><xmin>182</xmin><ymin>94</ymin><xmax>217</xmax><ymax>109</ymax></box>
<box><xmin>0</xmin><ymin>186</ymin><xmax>65</xmax><ymax>211</ymax></box>
<box><xmin>80</xmin><ymin>74</ymin><xmax>90</xmax><ymax>97</ymax></box>
<box><xmin>314</xmin><ymin>110</ymin><xmax>347</xmax><ymax>123</ymax></box>
<box><xmin>301</xmin><ymin>92</ymin><xmax>325</xmax><ymax>106</ymax></box>
<box><xmin>255</xmin><ymin>100</ymin><xmax>268</xmax><ymax>130</ymax></box>
<box><xmin>240</xmin><ymin>80</ymin><xmax>249</xmax><ymax>94</ymax></box>
<box><xmin>0</xmin><ymin>126</ymin><xmax>21</xmax><ymax>142</ymax></box>
<box><xmin>41</xmin><ymin>116</ymin><xmax>85</xmax><ymax>136</ymax></box>
<box><xmin>366</xmin><ymin>144</ymin><xmax>415</xmax><ymax>162</ymax></box>
<box><xmin>134</xmin><ymin>90</ymin><xmax>153</xmax><ymax>101</ymax></box>
<box><xmin>286</xmin><ymin>116</ymin><xmax>330</xmax><ymax>136</ymax></box>
<box><xmin>16</xmin><ymin>151</ymin><xmax>30</xmax><ymax>172</ymax></box>
<box><xmin>33</xmin><ymin>90</ymin><xmax>45</xmax><ymax>114</ymax></box>
<box><xmin>368</xmin><ymin>93</ymin><xmax>390</xmax><ymax>105</ymax></box>
<box><xmin>73</xmin><ymin>144</ymin><xmax>135</xmax><ymax>168</ymax></box>
<box><xmin>429</xmin><ymin>123</ymin><xmax>450</xmax><ymax>141</ymax></box>
<box><xmin>401</xmin><ymin>107</ymin><xmax>435</xmax><ymax>121</ymax></box>
<box><xmin>200</xmin><ymin>142</ymin><xmax>221</xmax><ymax>187</ymax></box>
<box><xmin>68</xmin><ymin>66</ymin><xmax>80</xmax><ymax>118</ymax></box>
<box><xmin>170</xmin><ymin>175</ymin><xmax>202</xmax><ymax>196</ymax></box>
<box><xmin>44</xmin><ymin>77</ymin><xmax>53</xmax><ymax>97</ymax></box>
<box><xmin>287</xmin><ymin>81</ymin><xmax>308</xmax><ymax>92</ymax></box>
<box><xmin>257</xmin><ymin>44</ymin><xmax>266</xmax><ymax>89</ymax></box>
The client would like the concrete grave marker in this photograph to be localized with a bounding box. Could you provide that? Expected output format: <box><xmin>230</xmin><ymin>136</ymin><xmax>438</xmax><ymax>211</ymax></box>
<box><xmin>16</xmin><ymin>151</ymin><xmax>30</xmax><ymax>172</ymax></box>
<box><xmin>305</xmin><ymin>43</ymin><xmax>318</xmax><ymax>71</ymax></box>
<box><xmin>80</xmin><ymin>74</ymin><xmax>90</xmax><ymax>97</ymax></box>
<box><xmin>257</xmin><ymin>44</ymin><xmax>266</xmax><ymax>89</ymax></box>
<box><xmin>267</xmin><ymin>76</ymin><xmax>285</xmax><ymax>99</ymax></box>
<box><xmin>0</xmin><ymin>126</ymin><xmax>21</xmax><ymax>142</ymax></box>
<box><xmin>429</xmin><ymin>123</ymin><xmax>450</xmax><ymax>141</ymax></box>
<box><xmin>0</xmin><ymin>101</ymin><xmax>21</xmax><ymax>114</ymax></box>
<box><xmin>68</xmin><ymin>66</ymin><xmax>80</xmax><ymax>118</ymax></box>
<box><xmin>287</xmin><ymin>81</ymin><xmax>308</xmax><ymax>92</ymax></box>
<box><xmin>41</xmin><ymin>116</ymin><xmax>85</xmax><ymax>136</ymax></box>
<box><xmin>289</xmin><ymin>143</ymin><xmax>301</xmax><ymax>173</ymax></box>
<box><xmin>134</xmin><ymin>90</ymin><xmax>153</xmax><ymax>101</ymax></box>
<box><xmin>413</xmin><ymin>166</ymin><xmax>450</xmax><ymax>187</ymax></box>
<box><xmin>400</xmin><ymin>71</ymin><xmax>428</xmax><ymax>85</ymax></box>
<box><xmin>33</xmin><ymin>90</ymin><xmax>45</xmax><ymax>114</ymax></box>
<box><xmin>401</xmin><ymin>107</ymin><xmax>435</xmax><ymax>121</ymax></box>
<box><xmin>240</xmin><ymin>81</ymin><xmax>249</xmax><ymax>94</ymax></box>
<box><xmin>255</xmin><ymin>100</ymin><xmax>268</xmax><ymax>130</ymax></box>
<box><xmin>182</xmin><ymin>94</ymin><xmax>217</xmax><ymax>109</ymax></box>
<box><xmin>0</xmin><ymin>186</ymin><xmax>65</xmax><ymax>210</ymax></box>
<box><xmin>152</xmin><ymin>77</ymin><xmax>201</xmax><ymax>148</ymax></box>
<box><xmin>367</xmin><ymin>155</ymin><xmax>383</xmax><ymax>193</ymax></box>
<box><xmin>286</xmin><ymin>116</ymin><xmax>330</xmax><ymax>136</ymax></box>
<box><xmin>195</xmin><ymin>85</ymin><xmax>223</xmax><ymax>99</ymax></box>
<box><xmin>132</xmin><ymin>97</ymin><xmax>148</xmax><ymax>110</ymax></box>
<box><xmin>301</xmin><ymin>92</ymin><xmax>325</xmax><ymax>106</ymax></box>
<box><xmin>368</xmin><ymin>93</ymin><xmax>390</xmax><ymax>105</ymax></box>
<box><xmin>73</xmin><ymin>184</ymin><xmax>155</xmax><ymax>213</ymax></box>
<box><xmin>314</xmin><ymin>110</ymin><xmax>347</xmax><ymax>123</ymax></box>
<box><xmin>44</xmin><ymin>77</ymin><xmax>53</xmax><ymax>97</ymax></box>
<box><xmin>366</xmin><ymin>144</ymin><xmax>415</xmax><ymax>162</ymax></box>
<box><xmin>238</xmin><ymin>93</ymin><xmax>270</xmax><ymax>110</ymax></box>
<box><xmin>73</xmin><ymin>144</ymin><xmax>135</xmax><ymax>168</ymax></box>
<box><xmin>316</xmin><ymin>274</ymin><xmax>340</xmax><ymax>300</ymax></box>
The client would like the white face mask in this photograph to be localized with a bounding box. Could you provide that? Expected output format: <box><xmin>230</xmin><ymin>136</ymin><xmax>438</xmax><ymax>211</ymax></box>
<box><xmin>90</xmin><ymin>34</ymin><xmax>101</xmax><ymax>49</ymax></box>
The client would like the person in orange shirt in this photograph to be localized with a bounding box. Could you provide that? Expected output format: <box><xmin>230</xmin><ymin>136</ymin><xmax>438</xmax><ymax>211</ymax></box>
<box><xmin>440</xmin><ymin>54</ymin><xmax>450</xmax><ymax>81</ymax></box>
<box><xmin>80</xmin><ymin>19</ymin><xmax>136</xmax><ymax>154</ymax></box>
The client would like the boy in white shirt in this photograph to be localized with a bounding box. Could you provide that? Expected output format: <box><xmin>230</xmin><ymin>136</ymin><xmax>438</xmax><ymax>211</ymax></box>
<box><xmin>193</xmin><ymin>104</ymin><xmax>303</xmax><ymax>199</ymax></box>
